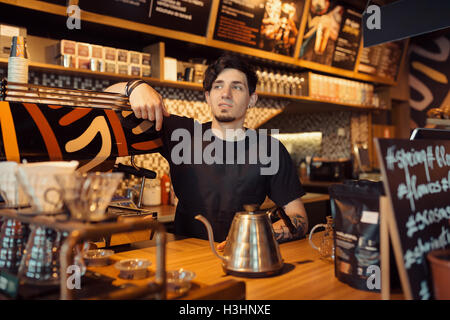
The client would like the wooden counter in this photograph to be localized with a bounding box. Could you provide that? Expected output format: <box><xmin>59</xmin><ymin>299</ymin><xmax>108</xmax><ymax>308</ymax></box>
<box><xmin>91</xmin><ymin>233</ymin><xmax>400</xmax><ymax>300</ymax></box>
<box><xmin>147</xmin><ymin>192</ymin><xmax>331</xmax><ymax>223</ymax></box>
<box><xmin>107</xmin><ymin>193</ymin><xmax>331</xmax><ymax>246</ymax></box>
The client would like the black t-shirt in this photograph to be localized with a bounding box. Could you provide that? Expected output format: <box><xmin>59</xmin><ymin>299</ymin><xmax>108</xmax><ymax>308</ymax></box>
<box><xmin>155</xmin><ymin>114</ymin><xmax>305</xmax><ymax>242</ymax></box>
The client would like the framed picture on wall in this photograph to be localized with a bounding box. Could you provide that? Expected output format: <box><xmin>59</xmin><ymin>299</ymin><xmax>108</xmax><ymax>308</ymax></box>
<box><xmin>213</xmin><ymin>0</ymin><xmax>306</xmax><ymax>57</ymax></box>
<box><xmin>299</xmin><ymin>0</ymin><xmax>362</xmax><ymax>70</ymax></box>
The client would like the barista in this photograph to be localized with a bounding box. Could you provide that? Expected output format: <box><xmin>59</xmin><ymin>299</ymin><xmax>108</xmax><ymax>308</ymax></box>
<box><xmin>106</xmin><ymin>54</ymin><xmax>308</xmax><ymax>247</ymax></box>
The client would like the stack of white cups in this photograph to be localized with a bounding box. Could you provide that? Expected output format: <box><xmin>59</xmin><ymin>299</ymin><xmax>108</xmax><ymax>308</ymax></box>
<box><xmin>8</xmin><ymin>36</ymin><xmax>29</xmax><ymax>84</ymax></box>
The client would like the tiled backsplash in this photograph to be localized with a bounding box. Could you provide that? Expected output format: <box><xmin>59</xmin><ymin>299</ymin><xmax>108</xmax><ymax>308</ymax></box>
<box><xmin>1</xmin><ymin>67</ymin><xmax>370</xmax><ymax>192</ymax></box>
<box><xmin>260</xmin><ymin>111</ymin><xmax>352</xmax><ymax>160</ymax></box>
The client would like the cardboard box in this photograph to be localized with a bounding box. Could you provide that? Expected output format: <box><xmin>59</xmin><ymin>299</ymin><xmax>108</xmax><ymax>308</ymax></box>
<box><xmin>76</xmin><ymin>57</ymin><xmax>91</xmax><ymax>70</ymax></box>
<box><xmin>164</xmin><ymin>57</ymin><xmax>177</xmax><ymax>81</ymax></box>
<box><xmin>129</xmin><ymin>64</ymin><xmax>141</xmax><ymax>77</ymax></box>
<box><xmin>76</xmin><ymin>42</ymin><xmax>90</xmax><ymax>58</ymax></box>
<box><xmin>141</xmin><ymin>53</ymin><xmax>151</xmax><ymax>66</ymax></box>
<box><xmin>142</xmin><ymin>65</ymin><xmax>151</xmax><ymax>77</ymax></box>
<box><xmin>129</xmin><ymin>51</ymin><xmax>141</xmax><ymax>65</ymax></box>
<box><xmin>0</xmin><ymin>24</ymin><xmax>27</xmax><ymax>58</ymax></box>
<box><xmin>90</xmin><ymin>45</ymin><xmax>103</xmax><ymax>59</ymax></box>
<box><xmin>116</xmin><ymin>62</ymin><xmax>128</xmax><ymax>75</ymax></box>
<box><xmin>105</xmin><ymin>61</ymin><xmax>116</xmax><ymax>73</ymax></box>
<box><xmin>104</xmin><ymin>47</ymin><xmax>116</xmax><ymax>62</ymax></box>
<box><xmin>116</xmin><ymin>49</ymin><xmax>129</xmax><ymax>63</ymax></box>
<box><xmin>60</xmin><ymin>39</ymin><xmax>77</xmax><ymax>56</ymax></box>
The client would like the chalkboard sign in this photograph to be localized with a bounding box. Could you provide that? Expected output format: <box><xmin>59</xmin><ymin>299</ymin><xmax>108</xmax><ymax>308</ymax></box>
<box><xmin>375</xmin><ymin>138</ymin><xmax>450</xmax><ymax>299</ymax></box>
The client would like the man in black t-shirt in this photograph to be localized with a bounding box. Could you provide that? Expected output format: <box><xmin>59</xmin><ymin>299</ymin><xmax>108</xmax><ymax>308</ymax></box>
<box><xmin>106</xmin><ymin>54</ymin><xmax>308</xmax><ymax>245</ymax></box>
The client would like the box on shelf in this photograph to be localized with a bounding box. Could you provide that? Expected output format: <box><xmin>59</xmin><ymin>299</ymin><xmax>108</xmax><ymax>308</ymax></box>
<box><xmin>141</xmin><ymin>53</ymin><xmax>151</xmax><ymax>66</ymax></box>
<box><xmin>76</xmin><ymin>42</ymin><xmax>90</xmax><ymax>58</ymax></box>
<box><xmin>129</xmin><ymin>64</ymin><xmax>141</xmax><ymax>77</ymax></box>
<box><xmin>105</xmin><ymin>61</ymin><xmax>116</xmax><ymax>73</ymax></box>
<box><xmin>0</xmin><ymin>24</ymin><xmax>27</xmax><ymax>58</ymax></box>
<box><xmin>116</xmin><ymin>62</ymin><xmax>128</xmax><ymax>75</ymax></box>
<box><xmin>104</xmin><ymin>47</ymin><xmax>116</xmax><ymax>62</ymax></box>
<box><xmin>194</xmin><ymin>63</ymin><xmax>207</xmax><ymax>84</ymax></box>
<box><xmin>142</xmin><ymin>65</ymin><xmax>151</xmax><ymax>77</ymax></box>
<box><xmin>116</xmin><ymin>49</ymin><xmax>129</xmax><ymax>63</ymax></box>
<box><xmin>76</xmin><ymin>57</ymin><xmax>91</xmax><ymax>70</ymax></box>
<box><xmin>164</xmin><ymin>57</ymin><xmax>177</xmax><ymax>81</ymax></box>
<box><xmin>90</xmin><ymin>45</ymin><xmax>103</xmax><ymax>59</ymax></box>
<box><xmin>60</xmin><ymin>39</ymin><xmax>77</xmax><ymax>56</ymax></box>
<box><xmin>129</xmin><ymin>51</ymin><xmax>140</xmax><ymax>65</ymax></box>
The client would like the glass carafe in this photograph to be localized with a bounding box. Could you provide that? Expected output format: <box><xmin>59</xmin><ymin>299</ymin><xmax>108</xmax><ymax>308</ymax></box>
<box><xmin>18</xmin><ymin>225</ymin><xmax>64</xmax><ymax>285</ymax></box>
<box><xmin>0</xmin><ymin>218</ymin><xmax>29</xmax><ymax>273</ymax></box>
<box><xmin>309</xmin><ymin>216</ymin><xmax>334</xmax><ymax>260</ymax></box>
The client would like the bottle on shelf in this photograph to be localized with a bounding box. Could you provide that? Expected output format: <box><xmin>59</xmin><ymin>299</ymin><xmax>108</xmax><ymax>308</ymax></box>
<box><xmin>160</xmin><ymin>173</ymin><xmax>171</xmax><ymax>205</ymax></box>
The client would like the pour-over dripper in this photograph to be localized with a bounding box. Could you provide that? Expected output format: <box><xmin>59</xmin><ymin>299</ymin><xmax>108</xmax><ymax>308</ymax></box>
<box><xmin>15</xmin><ymin>161</ymin><xmax>78</xmax><ymax>213</ymax></box>
<box><xmin>0</xmin><ymin>162</ymin><xmax>29</xmax><ymax>208</ymax></box>
<box><xmin>55</xmin><ymin>172</ymin><xmax>123</xmax><ymax>222</ymax></box>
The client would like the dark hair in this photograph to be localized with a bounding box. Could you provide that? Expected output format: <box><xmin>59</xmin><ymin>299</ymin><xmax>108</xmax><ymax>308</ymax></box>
<box><xmin>203</xmin><ymin>54</ymin><xmax>258</xmax><ymax>94</ymax></box>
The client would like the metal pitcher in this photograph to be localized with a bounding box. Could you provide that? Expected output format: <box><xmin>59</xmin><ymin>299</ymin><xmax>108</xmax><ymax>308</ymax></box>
<box><xmin>195</xmin><ymin>204</ymin><xmax>294</xmax><ymax>277</ymax></box>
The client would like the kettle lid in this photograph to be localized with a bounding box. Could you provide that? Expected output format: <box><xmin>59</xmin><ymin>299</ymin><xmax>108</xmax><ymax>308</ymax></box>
<box><xmin>242</xmin><ymin>204</ymin><xmax>261</xmax><ymax>215</ymax></box>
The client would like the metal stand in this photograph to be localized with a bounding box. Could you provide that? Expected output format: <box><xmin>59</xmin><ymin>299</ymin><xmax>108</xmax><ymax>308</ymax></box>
<box><xmin>0</xmin><ymin>209</ymin><xmax>166</xmax><ymax>300</ymax></box>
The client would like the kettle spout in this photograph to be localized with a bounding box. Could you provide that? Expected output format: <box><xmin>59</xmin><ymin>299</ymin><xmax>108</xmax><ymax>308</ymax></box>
<box><xmin>195</xmin><ymin>215</ymin><xmax>227</xmax><ymax>264</ymax></box>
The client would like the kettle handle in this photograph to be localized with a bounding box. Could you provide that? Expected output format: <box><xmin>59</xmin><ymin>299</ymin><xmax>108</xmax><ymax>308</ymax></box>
<box><xmin>308</xmin><ymin>223</ymin><xmax>326</xmax><ymax>251</ymax></box>
<box><xmin>270</xmin><ymin>206</ymin><xmax>297</xmax><ymax>236</ymax></box>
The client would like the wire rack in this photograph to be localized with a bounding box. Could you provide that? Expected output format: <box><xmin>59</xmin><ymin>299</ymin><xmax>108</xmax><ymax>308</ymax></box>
<box><xmin>0</xmin><ymin>79</ymin><xmax>131</xmax><ymax>111</ymax></box>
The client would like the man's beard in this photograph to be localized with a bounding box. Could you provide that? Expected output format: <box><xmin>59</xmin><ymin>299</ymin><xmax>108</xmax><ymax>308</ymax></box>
<box><xmin>214</xmin><ymin>114</ymin><xmax>236</xmax><ymax>123</ymax></box>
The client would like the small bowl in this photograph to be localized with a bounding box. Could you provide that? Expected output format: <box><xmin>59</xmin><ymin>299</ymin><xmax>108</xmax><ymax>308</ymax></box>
<box><xmin>83</xmin><ymin>249</ymin><xmax>114</xmax><ymax>267</ymax></box>
<box><xmin>166</xmin><ymin>269</ymin><xmax>196</xmax><ymax>294</ymax></box>
<box><xmin>115</xmin><ymin>258</ymin><xmax>151</xmax><ymax>280</ymax></box>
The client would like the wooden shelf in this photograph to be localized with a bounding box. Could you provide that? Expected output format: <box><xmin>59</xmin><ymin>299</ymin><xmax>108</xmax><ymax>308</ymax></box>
<box><xmin>0</xmin><ymin>0</ymin><xmax>399</xmax><ymax>86</ymax></box>
<box><xmin>1</xmin><ymin>58</ymin><xmax>384</xmax><ymax>111</ymax></box>
<box><xmin>0</xmin><ymin>57</ymin><xmax>153</xmax><ymax>81</ymax></box>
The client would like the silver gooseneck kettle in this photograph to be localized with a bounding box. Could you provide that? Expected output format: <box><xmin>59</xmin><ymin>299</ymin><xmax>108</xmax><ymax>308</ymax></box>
<box><xmin>195</xmin><ymin>204</ymin><xmax>296</xmax><ymax>277</ymax></box>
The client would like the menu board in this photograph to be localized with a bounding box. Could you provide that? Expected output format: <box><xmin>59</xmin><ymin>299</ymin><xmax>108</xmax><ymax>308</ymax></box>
<box><xmin>213</xmin><ymin>0</ymin><xmax>305</xmax><ymax>57</ymax></box>
<box><xmin>330</xmin><ymin>8</ymin><xmax>361</xmax><ymax>70</ymax></box>
<box><xmin>79</xmin><ymin>0</ymin><xmax>212</xmax><ymax>36</ymax></box>
<box><xmin>358</xmin><ymin>40</ymin><xmax>405</xmax><ymax>80</ymax></box>
<box><xmin>299</xmin><ymin>1</ymin><xmax>361</xmax><ymax>70</ymax></box>
<box><xmin>375</xmin><ymin>138</ymin><xmax>450</xmax><ymax>300</ymax></box>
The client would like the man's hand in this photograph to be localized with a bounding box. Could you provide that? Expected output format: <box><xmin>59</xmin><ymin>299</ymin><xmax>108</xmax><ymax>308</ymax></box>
<box><xmin>273</xmin><ymin>198</ymin><xmax>308</xmax><ymax>242</ymax></box>
<box><xmin>129</xmin><ymin>83</ymin><xmax>170</xmax><ymax>131</ymax></box>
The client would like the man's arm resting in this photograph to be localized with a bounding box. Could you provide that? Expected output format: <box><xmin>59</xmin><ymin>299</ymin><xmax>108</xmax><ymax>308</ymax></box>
<box><xmin>105</xmin><ymin>82</ymin><xmax>127</xmax><ymax>95</ymax></box>
<box><xmin>273</xmin><ymin>198</ymin><xmax>308</xmax><ymax>242</ymax></box>
<box><xmin>104</xmin><ymin>81</ymin><xmax>169</xmax><ymax>130</ymax></box>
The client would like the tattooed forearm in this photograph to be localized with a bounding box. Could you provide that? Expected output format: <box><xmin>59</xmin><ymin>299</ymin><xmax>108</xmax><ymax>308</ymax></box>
<box><xmin>273</xmin><ymin>207</ymin><xmax>308</xmax><ymax>242</ymax></box>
